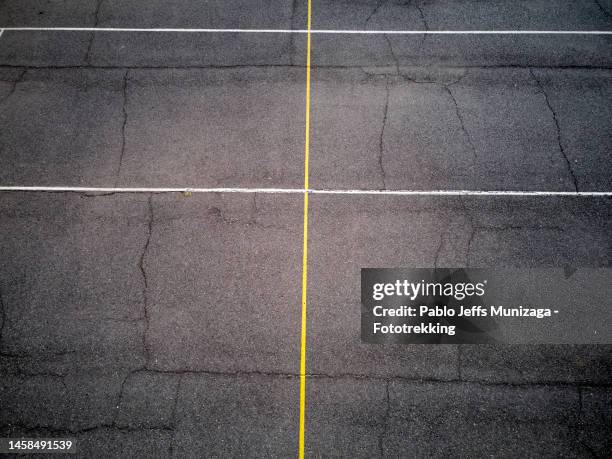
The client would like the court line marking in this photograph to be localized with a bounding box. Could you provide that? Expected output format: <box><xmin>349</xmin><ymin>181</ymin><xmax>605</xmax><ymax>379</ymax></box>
<box><xmin>1</xmin><ymin>27</ymin><xmax>612</xmax><ymax>35</ymax></box>
<box><xmin>298</xmin><ymin>0</ymin><xmax>312</xmax><ymax>456</ymax></box>
<box><xmin>0</xmin><ymin>29</ymin><xmax>4</xmax><ymax>38</ymax></box>
<box><xmin>1</xmin><ymin>186</ymin><xmax>611</xmax><ymax>196</ymax></box>
<box><xmin>310</xmin><ymin>189</ymin><xmax>612</xmax><ymax>196</ymax></box>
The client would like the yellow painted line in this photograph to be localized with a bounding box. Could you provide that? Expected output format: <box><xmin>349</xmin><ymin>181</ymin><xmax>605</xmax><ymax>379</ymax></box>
<box><xmin>299</xmin><ymin>0</ymin><xmax>312</xmax><ymax>457</ymax></box>
<box><xmin>299</xmin><ymin>193</ymin><xmax>309</xmax><ymax>458</ymax></box>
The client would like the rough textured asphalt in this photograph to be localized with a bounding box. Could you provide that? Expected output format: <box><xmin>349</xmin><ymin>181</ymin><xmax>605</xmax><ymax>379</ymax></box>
<box><xmin>1</xmin><ymin>0</ymin><xmax>611</xmax><ymax>457</ymax></box>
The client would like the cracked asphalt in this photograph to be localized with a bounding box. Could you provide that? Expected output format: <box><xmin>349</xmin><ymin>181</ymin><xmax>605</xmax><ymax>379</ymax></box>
<box><xmin>1</xmin><ymin>0</ymin><xmax>611</xmax><ymax>457</ymax></box>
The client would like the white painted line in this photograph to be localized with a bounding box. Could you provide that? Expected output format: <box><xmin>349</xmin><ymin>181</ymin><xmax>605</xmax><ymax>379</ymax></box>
<box><xmin>0</xmin><ymin>186</ymin><xmax>300</xmax><ymax>194</ymax></box>
<box><xmin>0</xmin><ymin>29</ymin><xmax>4</xmax><ymax>39</ymax></box>
<box><xmin>310</xmin><ymin>189</ymin><xmax>612</xmax><ymax>196</ymax></box>
<box><xmin>2</xmin><ymin>27</ymin><xmax>299</xmax><ymax>33</ymax></box>
<box><xmin>0</xmin><ymin>186</ymin><xmax>610</xmax><ymax>197</ymax></box>
<box><xmin>1</xmin><ymin>27</ymin><xmax>611</xmax><ymax>35</ymax></box>
<box><xmin>312</xmin><ymin>29</ymin><xmax>612</xmax><ymax>35</ymax></box>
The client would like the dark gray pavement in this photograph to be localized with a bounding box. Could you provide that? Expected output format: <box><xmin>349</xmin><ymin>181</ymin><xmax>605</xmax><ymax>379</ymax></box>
<box><xmin>0</xmin><ymin>192</ymin><xmax>302</xmax><ymax>456</ymax></box>
<box><xmin>0</xmin><ymin>193</ymin><xmax>610</xmax><ymax>456</ymax></box>
<box><xmin>311</xmin><ymin>67</ymin><xmax>612</xmax><ymax>191</ymax></box>
<box><xmin>0</xmin><ymin>68</ymin><xmax>305</xmax><ymax>187</ymax></box>
<box><xmin>1</xmin><ymin>0</ymin><xmax>611</xmax><ymax>457</ymax></box>
<box><xmin>2</xmin><ymin>66</ymin><xmax>611</xmax><ymax>190</ymax></box>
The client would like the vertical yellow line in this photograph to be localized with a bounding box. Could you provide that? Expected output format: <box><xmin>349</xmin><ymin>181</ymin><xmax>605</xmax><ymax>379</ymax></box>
<box><xmin>299</xmin><ymin>0</ymin><xmax>312</xmax><ymax>457</ymax></box>
<box><xmin>303</xmin><ymin>0</ymin><xmax>312</xmax><ymax>192</ymax></box>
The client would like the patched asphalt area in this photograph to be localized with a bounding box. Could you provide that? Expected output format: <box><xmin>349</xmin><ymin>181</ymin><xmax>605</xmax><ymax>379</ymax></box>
<box><xmin>1</xmin><ymin>0</ymin><xmax>612</xmax><ymax>457</ymax></box>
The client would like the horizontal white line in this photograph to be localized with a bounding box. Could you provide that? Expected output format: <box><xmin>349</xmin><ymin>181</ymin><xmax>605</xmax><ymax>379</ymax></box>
<box><xmin>310</xmin><ymin>189</ymin><xmax>612</xmax><ymax>196</ymax></box>
<box><xmin>0</xmin><ymin>186</ymin><xmax>610</xmax><ymax>197</ymax></box>
<box><xmin>3</xmin><ymin>27</ymin><xmax>299</xmax><ymax>33</ymax></box>
<box><xmin>0</xmin><ymin>186</ymin><xmax>299</xmax><ymax>194</ymax></box>
<box><xmin>1</xmin><ymin>27</ymin><xmax>612</xmax><ymax>35</ymax></box>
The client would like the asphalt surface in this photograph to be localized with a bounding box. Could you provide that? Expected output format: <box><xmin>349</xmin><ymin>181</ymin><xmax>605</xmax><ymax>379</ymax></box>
<box><xmin>1</xmin><ymin>0</ymin><xmax>611</xmax><ymax>457</ymax></box>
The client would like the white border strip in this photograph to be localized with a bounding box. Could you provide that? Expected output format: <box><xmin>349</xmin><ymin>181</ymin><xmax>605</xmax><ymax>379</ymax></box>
<box><xmin>310</xmin><ymin>189</ymin><xmax>612</xmax><ymax>196</ymax></box>
<box><xmin>0</xmin><ymin>186</ymin><xmax>299</xmax><ymax>194</ymax></box>
<box><xmin>0</xmin><ymin>29</ymin><xmax>4</xmax><ymax>38</ymax></box>
<box><xmin>0</xmin><ymin>186</ymin><xmax>610</xmax><ymax>197</ymax></box>
<box><xmin>1</xmin><ymin>27</ymin><xmax>611</xmax><ymax>35</ymax></box>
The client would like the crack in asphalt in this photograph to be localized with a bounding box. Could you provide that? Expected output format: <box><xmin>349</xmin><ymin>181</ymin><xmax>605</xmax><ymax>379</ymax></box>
<box><xmin>91</xmin><ymin>0</ymin><xmax>104</xmax><ymax>28</ymax></box>
<box><xmin>433</xmin><ymin>229</ymin><xmax>448</xmax><ymax>270</ymax></box>
<box><xmin>575</xmin><ymin>388</ymin><xmax>600</xmax><ymax>459</ymax></box>
<box><xmin>580</xmin><ymin>440</ymin><xmax>599</xmax><ymax>459</ymax></box>
<box><xmin>168</xmin><ymin>375</ymin><xmax>183</xmax><ymax>458</ymax></box>
<box><xmin>1</xmin><ymin>364</ymin><xmax>610</xmax><ymax>425</ymax></box>
<box><xmin>0</xmin><ymin>69</ymin><xmax>27</xmax><ymax>105</ymax></box>
<box><xmin>459</xmin><ymin>198</ymin><xmax>476</xmax><ymax>268</ymax></box>
<box><xmin>113</xmin><ymin>371</ymin><xmax>133</xmax><ymax>424</ymax></box>
<box><xmin>85</xmin><ymin>0</ymin><xmax>104</xmax><ymax>65</ymax></box>
<box><xmin>250</xmin><ymin>193</ymin><xmax>258</xmax><ymax>225</ymax></box>
<box><xmin>108</xmin><ymin>369</ymin><xmax>179</xmax><ymax>434</ymax></box>
<box><xmin>392</xmin><ymin>377</ymin><xmax>608</xmax><ymax>389</ymax></box>
<box><xmin>378</xmin><ymin>380</ymin><xmax>390</xmax><ymax>458</ymax></box>
<box><xmin>115</xmin><ymin>69</ymin><xmax>130</xmax><ymax>186</ymax></box>
<box><xmin>384</xmin><ymin>35</ymin><xmax>401</xmax><ymax>75</ymax></box>
<box><xmin>578</xmin><ymin>386</ymin><xmax>584</xmax><ymax>420</ymax></box>
<box><xmin>209</xmin><ymin>200</ymin><xmax>286</xmax><ymax>230</ymax></box>
<box><xmin>400</xmin><ymin>71</ymin><xmax>466</xmax><ymax>86</ymax></box>
<box><xmin>0</xmin><ymin>350</ymin><xmax>76</xmax><ymax>359</ymax></box>
<box><xmin>594</xmin><ymin>0</ymin><xmax>612</xmax><ymax>20</ymax></box>
<box><xmin>456</xmin><ymin>201</ymin><xmax>565</xmax><ymax>267</ymax></box>
<box><xmin>443</xmin><ymin>84</ymin><xmax>478</xmax><ymax>162</ymax></box>
<box><xmin>457</xmin><ymin>345</ymin><xmax>463</xmax><ymax>380</ymax></box>
<box><xmin>3</xmin><ymin>372</ymin><xmax>68</xmax><ymax>386</ymax></box>
<box><xmin>209</xmin><ymin>206</ymin><xmax>237</xmax><ymax>225</ymax></box>
<box><xmin>405</xmin><ymin>0</ymin><xmax>429</xmax><ymax>53</ymax></box>
<box><xmin>288</xmin><ymin>0</ymin><xmax>298</xmax><ymax>66</ymax></box>
<box><xmin>98</xmin><ymin>316</ymin><xmax>145</xmax><ymax>324</ymax></box>
<box><xmin>132</xmin><ymin>368</ymin><xmax>298</xmax><ymax>378</ymax></box>
<box><xmin>0</xmin><ymin>379</ymin><xmax>598</xmax><ymax>450</ymax></box>
<box><xmin>0</xmin><ymin>287</ymin><xmax>5</xmax><ymax>349</ymax></box>
<box><xmin>464</xmin><ymin>222</ymin><xmax>565</xmax><ymax>267</ymax></box>
<box><xmin>0</xmin><ymin>350</ymin><xmax>76</xmax><ymax>377</ymax></box>
<box><xmin>0</xmin><ymin>368</ymin><xmax>66</xmax><ymax>378</ymax></box>
<box><xmin>412</xmin><ymin>0</ymin><xmax>429</xmax><ymax>31</ymax></box>
<box><xmin>378</xmin><ymin>76</ymin><xmax>390</xmax><ymax>190</ymax></box>
<box><xmin>81</xmin><ymin>191</ymin><xmax>167</xmax><ymax>197</ymax></box>
<box><xmin>139</xmin><ymin>194</ymin><xmax>154</xmax><ymax>364</ymax></box>
<box><xmin>365</xmin><ymin>0</ymin><xmax>388</xmax><ymax>24</ymax></box>
<box><xmin>171</xmin><ymin>376</ymin><xmax>182</xmax><ymax>427</ymax></box>
<box><xmin>478</xmin><ymin>224</ymin><xmax>565</xmax><ymax>231</ymax></box>
<box><xmin>466</xmin><ymin>224</ymin><xmax>476</xmax><ymax>268</ymax></box>
<box><xmin>122</xmin><ymin>368</ymin><xmax>612</xmax><ymax>388</ymax></box>
<box><xmin>529</xmin><ymin>69</ymin><xmax>580</xmax><ymax>192</ymax></box>
<box><xmin>0</xmin><ymin>423</ymin><xmax>174</xmax><ymax>435</ymax></box>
